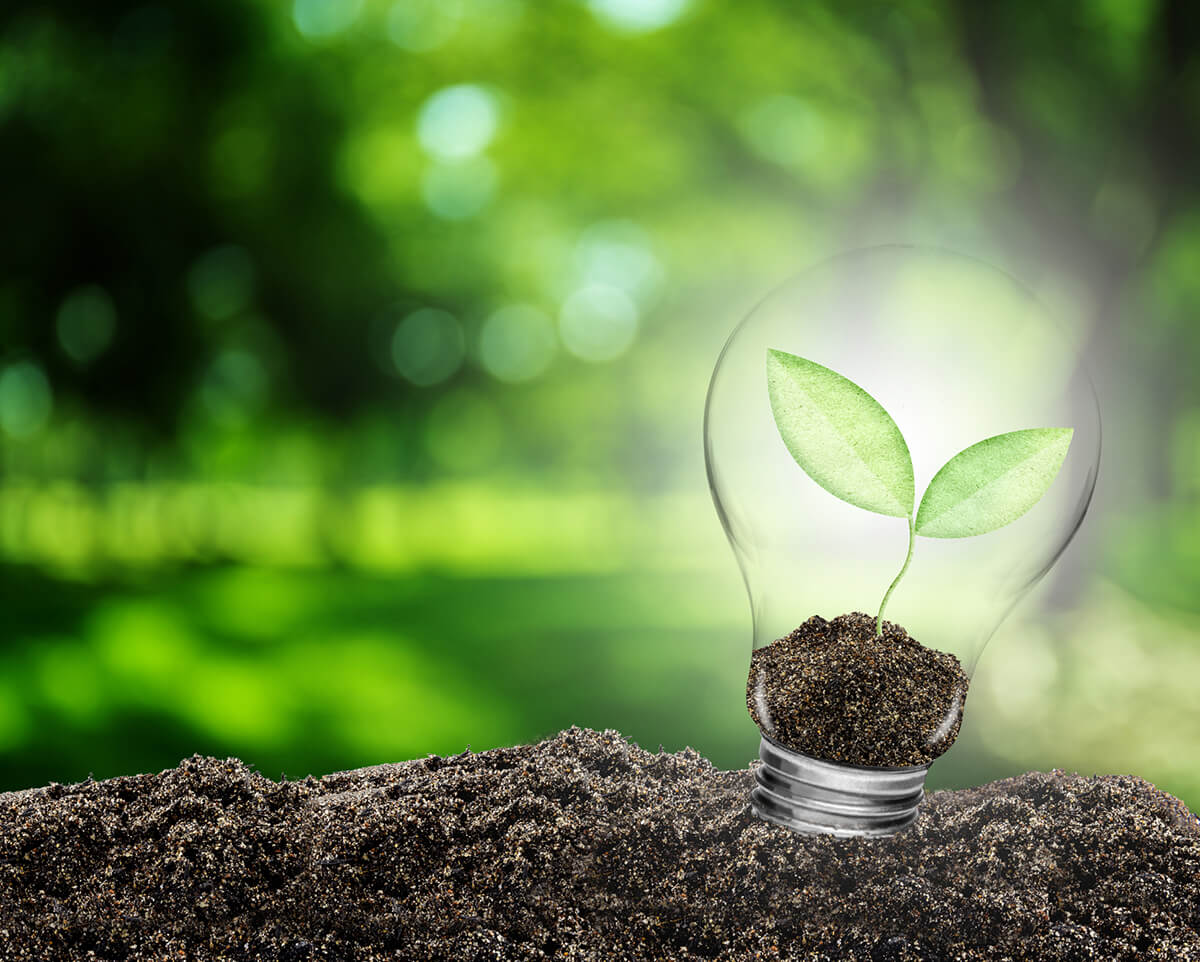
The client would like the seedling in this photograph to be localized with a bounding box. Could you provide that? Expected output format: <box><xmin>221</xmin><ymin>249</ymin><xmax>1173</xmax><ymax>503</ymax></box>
<box><xmin>766</xmin><ymin>349</ymin><xmax>1073</xmax><ymax>637</ymax></box>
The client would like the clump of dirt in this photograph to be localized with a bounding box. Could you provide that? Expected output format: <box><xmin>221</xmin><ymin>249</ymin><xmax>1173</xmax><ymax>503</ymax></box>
<box><xmin>1</xmin><ymin>728</ymin><xmax>1198</xmax><ymax>960</ymax></box>
<box><xmin>748</xmin><ymin>611</ymin><xmax>969</xmax><ymax>767</ymax></box>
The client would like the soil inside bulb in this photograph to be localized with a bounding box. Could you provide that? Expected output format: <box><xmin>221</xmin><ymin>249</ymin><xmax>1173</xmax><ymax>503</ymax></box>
<box><xmin>747</xmin><ymin>612</ymin><xmax>968</xmax><ymax>767</ymax></box>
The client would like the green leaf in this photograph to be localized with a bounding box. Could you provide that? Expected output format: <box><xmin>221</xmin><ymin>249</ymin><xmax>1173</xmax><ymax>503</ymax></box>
<box><xmin>766</xmin><ymin>349</ymin><xmax>914</xmax><ymax>518</ymax></box>
<box><xmin>915</xmin><ymin>428</ymin><xmax>1074</xmax><ymax>538</ymax></box>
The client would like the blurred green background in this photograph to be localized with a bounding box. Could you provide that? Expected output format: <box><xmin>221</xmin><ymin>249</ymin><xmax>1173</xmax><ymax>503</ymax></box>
<box><xmin>2</xmin><ymin>0</ymin><xmax>1199</xmax><ymax>809</ymax></box>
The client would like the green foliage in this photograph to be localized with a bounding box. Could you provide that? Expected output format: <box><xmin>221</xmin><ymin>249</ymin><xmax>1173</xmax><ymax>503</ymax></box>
<box><xmin>766</xmin><ymin>350</ymin><xmax>914</xmax><ymax>518</ymax></box>
<box><xmin>766</xmin><ymin>350</ymin><xmax>1072</xmax><ymax>632</ymax></box>
<box><xmin>0</xmin><ymin>563</ymin><xmax>749</xmax><ymax>790</ymax></box>
<box><xmin>916</xmin><ymin>429</ymin><xmax>1075</xmax><ymax>538</ymax></box>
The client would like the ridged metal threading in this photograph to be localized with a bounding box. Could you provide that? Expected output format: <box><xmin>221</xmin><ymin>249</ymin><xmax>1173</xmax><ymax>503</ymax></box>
<box><xmin>751</xmin><ymin>736</ymin><xmax>930</xmax><ymax>838</ymax></box>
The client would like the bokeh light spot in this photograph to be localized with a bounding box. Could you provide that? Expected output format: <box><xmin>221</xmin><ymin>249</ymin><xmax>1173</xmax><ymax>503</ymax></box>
<box><xmin>740</xmin><ymin>94</ymin><xmax>825</xmax><ymax>168</ymax></box>
<box><xmin>559</xmin><ymin>284</ymin><xmax>638</xmax><ymax>362</ymax></box>
<box><xmin>187</xmin><ymin>245</ymin><xmax>255</xmax><ymax>322</ymax></box>
<box><xmin>200</xmin><ymin>350</ymin><xmax>268</xmax><ymax>424</ymax></box>
<box><xmin>573</xmin><ymin>220</ymin><xmax>662</xmax><ymax>305</ymax></box>
<box><xmin>0</xmin><ymin>361</ymin><xmax>53</xmax><ymax>440</ymax></box>
<box><xmin>586</xmin><ymin>0</ymin><xmax>688</xmax><ymax>31</ymax></box>
<box><xmin>56</xmin><ymin>285</ymin><xmax>117</xmax><ymax>364</ymax></box>
<box><xmin>479</xmin><ymin>304</ymin><xmax>556</xmax><ymax>382</ymax></box>
<box><xmin>416</xmin><ymin>84</ymin><xmax>499</xmax><ymax>159</ymax></box>
<box><xmin>293</xmin><ymin>0</ymin><xmax>363</xmax><ymax>38</ymax></box>
<box><xmin>391</xmin><ymin>308</ymin><xmax>465</xmax><ymax>386</ymax></box>
<box><xmin>422</xmin><ymin>157</ymin><xmax>497</xmax><ymax>220</ymax></box>
<box><xmin>387</xmin><ymin>0</ymin><xmax>462</xmax><ymax>51</ymax></box>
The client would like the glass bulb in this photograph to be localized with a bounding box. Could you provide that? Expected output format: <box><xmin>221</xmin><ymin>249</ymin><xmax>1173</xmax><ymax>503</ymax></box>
<box><xmin>704</xmin><ymin>246</ymin><xmax>1101</xmax><ymax>837</ymax></box>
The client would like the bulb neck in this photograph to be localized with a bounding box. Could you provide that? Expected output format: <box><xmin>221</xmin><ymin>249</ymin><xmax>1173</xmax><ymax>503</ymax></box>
<box><xmin>751</xmin><ymin>735</ymin><xmax>929</xmax><ymax>837</ymax></box>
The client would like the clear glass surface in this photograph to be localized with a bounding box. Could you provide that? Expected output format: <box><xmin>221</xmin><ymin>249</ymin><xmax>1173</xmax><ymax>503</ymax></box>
<box><xmin>705</xmin><ymin>246</ymin><xmax>1101</xmax><ymax>765</ymax></box>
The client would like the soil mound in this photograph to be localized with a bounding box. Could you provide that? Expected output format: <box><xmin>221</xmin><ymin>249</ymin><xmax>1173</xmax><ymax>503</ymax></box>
<box><xmin>1</xmin><ymin>728</ymin><xmax>1198</xmax><ymax>960</ymax></box>
<box><xmin>748</xmin><ymin>613</ymin><xmax>969</xmax><ymax>766</ymax></box>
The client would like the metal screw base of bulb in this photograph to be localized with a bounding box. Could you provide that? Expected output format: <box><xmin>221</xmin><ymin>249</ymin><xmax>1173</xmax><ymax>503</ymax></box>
<box><xmin>751</xmin><ymin>736</ymin><xmax>929</xmax><ymax>838</ymax></box>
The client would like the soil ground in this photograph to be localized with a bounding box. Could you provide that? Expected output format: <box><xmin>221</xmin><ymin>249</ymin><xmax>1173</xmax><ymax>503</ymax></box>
<box><xmin>1</xmin><ymin>728</ymin><xmax>1198</xmax><ymax>960</ymax></box>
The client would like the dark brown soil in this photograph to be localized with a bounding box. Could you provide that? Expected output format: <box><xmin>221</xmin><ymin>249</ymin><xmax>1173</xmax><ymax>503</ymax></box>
<box><xmin>748</xmin><ymin>612</ymin><xmax>970</xmax><ymax>767</ymax></box>
<box><xmin>1</xmin><ymin>728</ymin><xmax>1198</xmax><ymax>961</ymax></box>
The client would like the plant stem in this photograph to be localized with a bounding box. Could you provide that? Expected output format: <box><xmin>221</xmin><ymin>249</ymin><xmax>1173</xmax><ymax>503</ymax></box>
<box><xmin>877</xmin><ymin>515</ymin><xmax>915</xmax><ymax>637</ymax></box>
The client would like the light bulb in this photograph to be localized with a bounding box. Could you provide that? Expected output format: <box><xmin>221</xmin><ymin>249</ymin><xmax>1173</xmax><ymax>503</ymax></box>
<box><xmin>704</xmin><ymin>247</ymin><xmax>1100</xmax><ymax>837</ymax></box>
